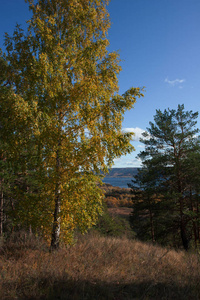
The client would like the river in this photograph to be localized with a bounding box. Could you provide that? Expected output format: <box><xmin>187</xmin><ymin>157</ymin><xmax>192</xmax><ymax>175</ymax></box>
<box><xmin>102</xmin><ymin>177</ymin><xmax>133</xmax><ymax>189</ymax></box>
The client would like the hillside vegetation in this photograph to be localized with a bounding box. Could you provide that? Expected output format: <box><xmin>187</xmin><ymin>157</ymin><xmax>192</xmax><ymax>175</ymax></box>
<box><xmin>0</xmin><ymin>232</ymin><xmax>200</xmax><ymax>300</ymax></box>
<box><xmin>102</xmin><ymin>184</ymin><xmax>133</xmax><ymax>207</ymax></box>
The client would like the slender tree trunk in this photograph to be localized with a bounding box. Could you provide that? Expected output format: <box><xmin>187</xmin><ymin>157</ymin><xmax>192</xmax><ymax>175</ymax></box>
<box><xmin>148</xmin><ymin>196</ymin><xmax>155</xmax><ymax>243</ymax></box>
<box><xmin>189</xmin><ymin>187</ymin><xmax>198</xmax><ymax>247</ymax></box>
<box><xmin>179</xmin><ymin>197</ymin><xmax>189</xmax><ymax>251</ymax></box>
<box><xmin>149</xmin><ymin>209</ymin><xmax>155</xmax><ymax>243</ymax></box>
<box><xmin>10</xmin><ymin>197</ymin><xmax>15</xmax><ymax>211</ymax></box>
<box><xmin>0</xmin><ymin>178</ymin><xmax>3</xmax><ymax>236</ymax></box>
<box><xmin>180</xmin><ymin>220</ymin><xmax>189</xmax><ymax>250</ymax></box>
<box><xmin>196</xmin><ymin>193</ymin><xmax>200</xmax><ymax>242</ymax></box>
<box><xmin>0</xmin><ymin>151</ymin><xmax>5</xmax><ymax>236</ymax></box>
<box><xmin>50</xmin><ymin>146</ymin><xmax>61</xmax><ymax>251</ymax></box>
<box><xmin>177</xmin><ymin>176</ymin><xmax>189</xmax><ymax>250</ymax></box>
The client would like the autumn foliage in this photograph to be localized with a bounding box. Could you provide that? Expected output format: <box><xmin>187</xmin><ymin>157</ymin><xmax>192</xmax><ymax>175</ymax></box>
<box><xmin>0</xmin><ymin>0</ymin><xmax>143</xmax><ymax>247</ymax></box>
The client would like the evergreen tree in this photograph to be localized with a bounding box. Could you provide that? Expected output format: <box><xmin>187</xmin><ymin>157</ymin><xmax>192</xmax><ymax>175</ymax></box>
<box><xmin>130</xmin><ymin>105</ymin><xmax>200</xmax><ymax>250</ymax></box>
<box><xmin>129</xmin><ymin>166</ymin><xmax>175</xmax><ymax>246</ymax></box>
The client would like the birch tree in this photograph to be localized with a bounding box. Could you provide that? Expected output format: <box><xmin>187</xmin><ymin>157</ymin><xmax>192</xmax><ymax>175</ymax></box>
<box><xmin>2</xmin><ymin>0</ymin><xmax>143</xmax><ymax>248</ymax></box>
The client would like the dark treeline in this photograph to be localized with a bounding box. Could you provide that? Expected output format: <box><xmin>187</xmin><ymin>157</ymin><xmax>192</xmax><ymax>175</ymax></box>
<box><xmin>129</xmin><ymin>104</ymin><xmax>200</xmax><ymax>250</ymax></box>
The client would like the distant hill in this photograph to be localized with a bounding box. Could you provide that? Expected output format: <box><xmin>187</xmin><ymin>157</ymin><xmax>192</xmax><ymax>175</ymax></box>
<box><xmin>105</xmin><ymin>167</ymin><xmax>139</xmax><ymax>178</ymax></box>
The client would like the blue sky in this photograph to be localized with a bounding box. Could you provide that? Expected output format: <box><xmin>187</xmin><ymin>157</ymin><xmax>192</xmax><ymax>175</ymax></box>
<box><xmin>0</xmin><ymin>0</ymin><xmax>200</xmax><ymax>167</ymax></box>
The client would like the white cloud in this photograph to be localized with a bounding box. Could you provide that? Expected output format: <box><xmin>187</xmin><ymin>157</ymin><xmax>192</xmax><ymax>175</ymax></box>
<box><xmin>123</xmin><ymin>127</ymin><xmax>146</xmax><ymax>141</ymax></box>
<box><xmin>113</xmin><ymin>157</ymin><xmax>122</xmax><ymax>163</ymax></box>
<box><xmin>165</xmin><ymin>77</ymin><xmax>185</xmax><ymax>86</ymax></box>
<box><xmin>137</xmin><ymin>144</ymin><xmax>145</xmax><ymax>148</ymax></box>
<box><xmin>125</xmin><ymin>158</ymin><xmax>142</xmax><ymax>167</ymax></box>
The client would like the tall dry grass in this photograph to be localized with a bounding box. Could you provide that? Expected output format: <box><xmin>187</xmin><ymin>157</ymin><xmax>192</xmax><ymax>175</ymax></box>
<box><xmin>0</xmin><ymin>231</ymin><xmax>200</xmax><ymax>299</ymax></box>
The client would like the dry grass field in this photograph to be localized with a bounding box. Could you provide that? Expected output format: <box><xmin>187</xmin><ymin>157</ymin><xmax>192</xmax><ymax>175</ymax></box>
<box><xmin>0</xmin><ymin>232</ymin><xmax>200</xmax><ymax>300</ymax></box>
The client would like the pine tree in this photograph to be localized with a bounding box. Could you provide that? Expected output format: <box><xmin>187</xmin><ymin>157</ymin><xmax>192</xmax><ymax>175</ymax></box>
<box><xmin>131</xmin><ymin>105</ymin><xmax>200</xmax><ymax>250</ymax></box>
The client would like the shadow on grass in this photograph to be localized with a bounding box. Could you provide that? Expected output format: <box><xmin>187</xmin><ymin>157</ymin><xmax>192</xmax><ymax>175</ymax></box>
<box><xmin>16</xmin><ymin>277</ymin><xmax>199</xmax><ymax>300</ymax></box>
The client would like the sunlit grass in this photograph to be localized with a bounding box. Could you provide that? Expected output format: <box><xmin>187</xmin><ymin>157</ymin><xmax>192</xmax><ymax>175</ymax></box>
<box><xmin>0</xmin><ymin>231</ymin><xmax>200</xmax><ymax>299</ymax></box>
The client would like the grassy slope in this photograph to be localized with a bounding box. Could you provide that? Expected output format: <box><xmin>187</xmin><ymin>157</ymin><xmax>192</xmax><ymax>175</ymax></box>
<box><xmin>0</xmin><ymin>233</ymin><xmax>200</xmax><ymax>300</ymax></box>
